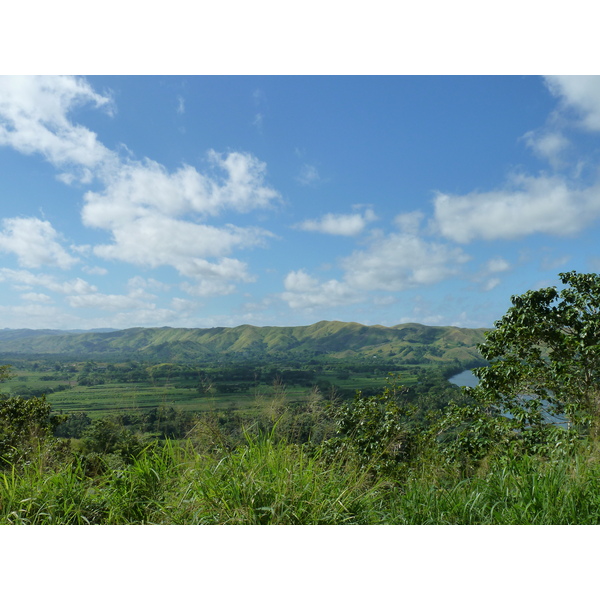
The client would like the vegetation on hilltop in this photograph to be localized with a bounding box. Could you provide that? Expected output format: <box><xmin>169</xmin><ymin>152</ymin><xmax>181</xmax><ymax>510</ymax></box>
<box><xmin>0</xmin><ymin>321</ymin><xmax>487</xmax><ymax>365</ymax></box>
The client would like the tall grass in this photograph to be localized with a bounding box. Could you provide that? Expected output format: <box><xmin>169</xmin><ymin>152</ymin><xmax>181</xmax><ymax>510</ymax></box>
<box><xmin>3</xmin><ymin>435</ymin><xmax>600</xmax><ymax>524</ymax></box>
<box><xmin>169</xmin><ymin>430</ymin><xmax>391</xmax><ymax>524</ymax></box>
<box><xmin>383</xmin><ymin>450</ymin><xmax>600</xmax><ymax>524</ymax></box>
<box><xmin>3</xmin><ymin>400</ymin><xmax>600</xmax><ymax>524</ymax></box>
<box><xmin>0</xmin><ymin>431</ymin><xmax>394</xmax><ymax>524</ymax></box>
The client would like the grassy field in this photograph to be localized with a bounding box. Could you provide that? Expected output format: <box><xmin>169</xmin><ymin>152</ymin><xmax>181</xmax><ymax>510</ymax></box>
<box><xmin>0</xmin><ymin>362</ymin><xmax>418</xmax><ymax>419</ymax></box>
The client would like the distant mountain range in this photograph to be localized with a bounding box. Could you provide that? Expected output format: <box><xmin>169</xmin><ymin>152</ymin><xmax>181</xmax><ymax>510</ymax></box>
<box><xmin>0</xmin><ymin>321</ymin><xmax>488</xmax><ymax>365</ymax></box>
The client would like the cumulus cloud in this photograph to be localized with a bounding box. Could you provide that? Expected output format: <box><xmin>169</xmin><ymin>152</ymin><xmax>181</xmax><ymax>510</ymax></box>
<box><xmin>52</xmin><ymin>277</ymin><xmax>98</xmax><ymax>295</ymax></box>
<box><xmin>92</xmin><ymin>216</ymin><xmax>268</xmax><ymax>267</ymax></box>
<box><xmin>82</xmin><ymin>265</ymin><xmax>108</xmax><ymax>275</ymax></box>
<box><xmin>66</xmin><ymin>292</ymin><xmax>152</xmax><ymax>311</ymax></box>
<box><xmin>296</xmin><ymin>209</ymin><xmax>377</xmax><ymax>236</ymax></box>
<box><xmin>0</xmin><ymin>217</ymin><xmax>79</xmax><ymax>269</ymax></box>
<box><xmin>0</xmin><ymin>268</ymin><xmax>98</xmax><ymax>297</ymax></box>
<box><xmin>0</xmin><ymin>302</ymin><xmax>71</xmax><ymax>329</ymax></box>
<box><xmin>170</xmin><ymin>297</ymin><xmax>198</xmax><ymax>312</ymax></box>
<box><xmin>78</xmin><ymin>150</ymin><xmax>277</xmax><ymax>296</ymax></box>
<box><xmin>342</xmin><ymin>231</ymin><xmax>470</xmax><ymax>291</ymax></box>
<box><xmin>0</xmin><ymin>75</ymin><xmax>115</xmax><ymax>183</ymax></box>
<box><xmin>0</xmin><ymin>76</ymin><xmax>286</xmax><ymax>299</ymax></box>
<box><xmin>281</xmin><ymin>227</ymin><xmax>470</xmax><ymax>310</ymax></box>
<box><xmin>431</xmin><ymin>173</ymin><xmax>600</xmax><ymax>243</ymax></box>
<box><xmin>83</xmin><ymin>152</ymin><xmax>279</xmax><ymax>227</ymax></box>
<box><xmin>522</xmin><ymin>130</ymin><xmax>570</xmax><ymax>168</ymax></box>
<box><xmin>428</xmin><ymin>77</ymin><xmax>600</xmax><ymax>247</ymax></box>
<box><xmin>80</xmin><ymin>152</ymin><xmax>278</xmax><ymax>292</ymax></box>
<box><xmin>180</xmin><ymin>257</ymin><xmax>255</xmax><ymax>297</ymax></box>
<box><xmin>470</xmin><ymin>257</ymin><xmax>511</xmax><ymax>292</ymax></box>
<box><xmin>281</xmin><ymin>270</ymin><xmax>362</xmax><ymax>310</ymax></box>
<box><xmin>545</xmin><ymin>76</ymin><xmax>600</xmax><ymax>132</ymax></box>
<box><xmin>20</xmin><ymin>292</ymin><xmax>52</xmax><ymax>304</ymax></box>
<box><xmin>394</xmin><ymin>211</ymin><xmax>425</xmax><ymax>235</ymax></box>
<box><xmin>127</xmin><ymin>276</ymin><xmax>170</xmax><ymax>294</ymax></box>
<box><xmin>485</xmin><ymin>257</ymin><xmax>510</xmax><ymax>273</ymax></box>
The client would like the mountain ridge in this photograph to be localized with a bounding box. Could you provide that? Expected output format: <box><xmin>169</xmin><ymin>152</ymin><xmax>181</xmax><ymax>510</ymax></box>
<box><xmin>0</xmin><ymin>321</ymin><xmax>488</xmax><ymax>365</ymax></box>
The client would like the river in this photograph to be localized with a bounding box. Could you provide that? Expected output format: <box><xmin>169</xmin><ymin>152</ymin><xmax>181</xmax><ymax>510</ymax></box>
<box><xmin>448</xmin><ymin>369</ymin><xmax>478</xmax><ymax>388</ymax></box>
<box><xmin>448</xmin><ymin>369</ymin><xmax>567</xmax><ymax>427</ymax></box>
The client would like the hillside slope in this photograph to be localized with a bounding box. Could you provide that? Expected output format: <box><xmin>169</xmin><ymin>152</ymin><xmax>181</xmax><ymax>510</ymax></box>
<box><xmin>0</xmin><ymin>321</ymin><xmax>488</xmax><ymax>364</ymax></box>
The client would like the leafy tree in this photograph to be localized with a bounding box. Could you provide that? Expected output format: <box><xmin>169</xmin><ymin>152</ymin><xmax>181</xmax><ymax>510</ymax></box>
<box><xmin>54</xmin><ymin>412</ymin><xmax>93</xmax><ymax>438</ymax></box>
<box><xmin>322</xmin><ymin>379</ymin><xmax>423</xmax><ymax>474</ymax></box>
<box><xmin>0</xmin><ymin>367</ymin><xmax>69</xmax><ymax>467</ymax></box>
<box><xmin>80</xmin><ymin>418</ymin><xmax>145</xmax><ymax>461</ymax></box>
<box><xmin>469</xmin><ymin>271</ymin><xmax>600</xmax><ymax>437</ymax></box>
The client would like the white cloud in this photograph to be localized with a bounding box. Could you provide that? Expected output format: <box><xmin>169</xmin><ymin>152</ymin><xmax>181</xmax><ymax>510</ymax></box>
<box><xmin>296</xmin><ymin>209</ymin><xmax>377</xmax><ymax>236</ymax></box>
<box><xmin>66</xmin><ymin>292</ymin><xmax>151</xmax><ymax>311</ymax></box>
<box><xmin>91</xmin><ymin>215</ymin><xmax>270</xmax><ymax>280</ymax></box>
<box><xmin>206</xmin><ymin>150</ymin><xmax>280</xmax><ymax>213</ymax></box>
<box><xmin>127</xmin><ymin>276</ymin><xmax>170</xmax><ymax>293</ymax></box>
<box><xmin>281</xmin><ymin>228</ymin><xmax>470</xmax><ymax>310</ymax></box>
<box><xmin>82</xmin><ymin>265</ymin><xmax>108</xmax><ymax>275</ymax></box>
<box><xmin>52</xmin><ymin>277</ymin><xmax>98</xmax><ymax>295</ymax></box>
<box><xmin>394</xmin><ymin>211</ymin><xmax>425</xmax><ymax>235</ymax></box>
<box><xmin>83</xmin><ymin>152</ymin><xmax>279</xmax><ymax>227</ymax></box>
<box><xmin>342</xmin><ymin>231</ymin><xmax>470</xmax><ymax>291</ymax></box>
<box><xmin>81</xmin><ymin>151</ymin><xmax>278</xmax><ymax>293</ymax></box>
<box><xmin>483</xmin><ymin>278</ymin><xmax>501</xmax><ymax>292</ymax></box>
<box><xmin>0</xmin><ymin>217</ymin><xmax>79</xmax><ymax>269</ymax></box>
<box><xmin>428</xmin><ymin>77</ymin><xmax>600</xmax><ymax>249</ymax></box>
<box><xmin>180</xmin><ymin>257</ymin><xmax>255</xmax><ymax>297</ymax></box>
<box><xmin>1</xmin><ymin>76</ymin><xmax>282</xmax><ymax>300</ymax></box>
<box><xmin>20</xmin><ymin>292</ymin><xmax>52</xmax><ymax>304</ymax></box>
<box><xmin>485</xmin><ymin>257</ymin><xmax>510</xmax><ymax>273</ymax></box>
<box><xmin>545</xmin><ymin>75</ymin><xmax>600</xmax><ymax>132</ymax></box>
<box><xmin>80</xmin><ymin>153</ymin><xmax>278</xmax><ymax>296</ymax></box>
<box><xmin>181</xmin><ymin>280</ymin><xmax>236</xmax><ymax>297</ymax></box>
<box><xmin>0</xmin><ymin>268</ymin><xmax>97</xmax><ymax>295</ymax></box>
<box><xmin>428</xmin><ymin>76</ymin><xmax>600</xmax><ymax>248</ymax></box>
<box><xmin>0</xmin><ymin>303</ymin><xmax>69</xmax><ymax>329</ymax></box>
<box><xmin>471</xmin><ymin>257</ymin><xmax>510</xmax><ymax>292</ymax></box>
<box><xmin>281</xmin><ymin>270</ymin><xmax>362</xmax><ymax>310</ymax></box>
<box><xmin>0</xmin><ymin>75</ymin><xmax>115</xmax><ymax>183</ymax></box>
<box><xmin>431</xmin><ymin>173</ymin><xmax>600</xmax><ymax>243</ymax></box>
<box><xmin>170</xmin><ymin>297</ymin><xmax>198</xmax><ymax>312</ymax></box>
<box><xmin>522</xmin><ymin>129</ymin><xmax>570</xmax><ymax>167</ymax></box>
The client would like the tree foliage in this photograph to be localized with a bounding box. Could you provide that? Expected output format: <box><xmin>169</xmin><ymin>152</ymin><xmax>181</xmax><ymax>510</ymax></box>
<box><xmin>0</xmin><ymin>393</ymin><xmax>69</xmax><ymax>468</ymax></box>
<box><xmin>470</xmin><ymin>271</ymin><xmax>600</xmax><ymax>435</ymax></box>
<box><xmin>322</xmin><ymin>378</ymin><xmax>425</xmax><ymax>474</ymax></box>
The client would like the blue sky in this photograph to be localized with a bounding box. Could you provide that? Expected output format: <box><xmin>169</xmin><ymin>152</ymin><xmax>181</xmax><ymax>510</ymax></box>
<box><xmin>1</xmin><ymin>75</ymin><xmax>600</xmax><ymax>330</ymax></box>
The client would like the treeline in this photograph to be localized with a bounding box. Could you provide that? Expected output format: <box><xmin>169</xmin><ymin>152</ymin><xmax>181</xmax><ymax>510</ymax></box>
<box><xmin>3</xmin><ymin>356</ymin><xmax>440</xmax><ymax>399</ymax></box>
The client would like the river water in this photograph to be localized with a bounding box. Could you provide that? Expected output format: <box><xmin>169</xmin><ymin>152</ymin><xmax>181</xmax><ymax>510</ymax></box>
<box><xmin>448</xmin><ymin>369</ymin><xmax>567</xmax><ymax>427</ymax></box>
<box><xmin>448</xmin><ymin>369</ymin><xmax>478</xmax><ymax>388</ymax></box>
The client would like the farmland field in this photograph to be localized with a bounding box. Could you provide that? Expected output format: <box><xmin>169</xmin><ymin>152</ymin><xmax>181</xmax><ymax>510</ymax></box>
<box><xmin>0</xmin><ymin>359</ymin><xmax>420</xmax><ymax>419</ymax></box>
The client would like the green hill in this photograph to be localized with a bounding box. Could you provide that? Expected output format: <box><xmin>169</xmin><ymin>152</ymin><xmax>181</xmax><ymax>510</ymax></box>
<box><xmin>0</xmin><ymin>321</ymin><xmax>487</xmax><ymax>365</ymax></box>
